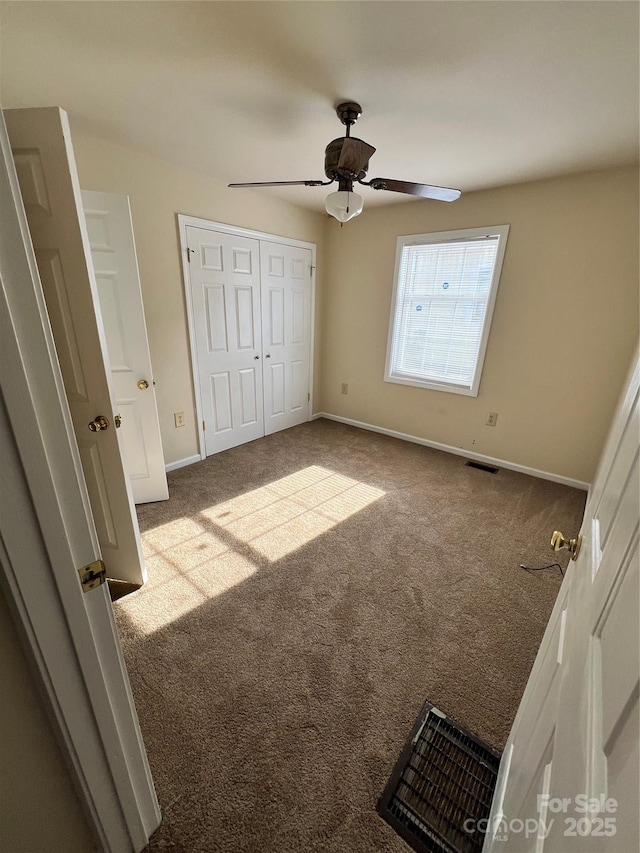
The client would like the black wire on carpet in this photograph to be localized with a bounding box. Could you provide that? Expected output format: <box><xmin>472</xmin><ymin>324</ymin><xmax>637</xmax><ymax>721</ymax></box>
<box><xmin>519</xmin><ymin>562</ymin><xmax>564</xmax><ymax>577</ymax></box>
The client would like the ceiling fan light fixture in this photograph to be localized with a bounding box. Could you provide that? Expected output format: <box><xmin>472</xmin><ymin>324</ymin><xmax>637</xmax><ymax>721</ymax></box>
<box><xmin>229</xmin><ymin>103</ymin><xmax>461</xmax><ymax>209</ymax></box>
<box><xmin>325</xmin><ymin>189</ymin><xmax>364</xmax><ymax>222</ymax></box>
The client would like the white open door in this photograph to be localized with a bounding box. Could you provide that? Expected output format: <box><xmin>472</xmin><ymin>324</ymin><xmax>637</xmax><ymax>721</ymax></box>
<box><xmin>260</xmin><ymin>240</ymin><xmax>312</xmax><ymax>435</ymax></box>
<box><xmin>81</xmin><ymin>190</ymin><xmax>168</xmax><ymax>504</ymax></box>
<box><xmin>485</xmin><ymin>354</ymin><xmax>639</xmax><ymax>851</ymax></box>
<box><xmin>5</xmin><ymin>107</ymin><xmax>146</xmax><ymax>585</ymax></box>
<box><xmin>0</xmin><ymin>109</ymin><xmax>159</xmax><ymax>852</ymax></box>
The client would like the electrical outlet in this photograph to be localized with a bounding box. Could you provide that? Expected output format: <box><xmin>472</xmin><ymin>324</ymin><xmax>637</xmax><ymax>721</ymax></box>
<box><xmin>341</xmin><ymin>383</ymin><xmax>349</xmax><ymax>395</ymax></box>
<box><xmin>174</xmin><ymin>411</ymin><xmax>186</xmax><ymax>428</ymax></box>
<box><xmin>486</xmin><ymin>412</ymin><xmax>498</xmax><ymax>427</ymax></box>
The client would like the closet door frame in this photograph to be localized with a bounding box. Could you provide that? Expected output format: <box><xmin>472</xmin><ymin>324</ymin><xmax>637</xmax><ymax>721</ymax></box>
<box><xmin>178</xmin><ymin>215</ymin><xmax>316</xmax><ymax>461</ymax></box>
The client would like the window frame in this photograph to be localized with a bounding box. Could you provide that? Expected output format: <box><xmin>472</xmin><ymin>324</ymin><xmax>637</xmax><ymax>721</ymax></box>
<box><xmin>384</xmin><ymin>224</ymin><xmax>510</xmax><ymax>397</ymax></box>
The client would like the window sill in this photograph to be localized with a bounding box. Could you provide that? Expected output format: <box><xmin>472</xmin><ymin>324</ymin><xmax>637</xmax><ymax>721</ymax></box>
<box><xmin>384</xmin><ymin>373</ymin><xmax>479</xmax><ymax>397</ymax></box>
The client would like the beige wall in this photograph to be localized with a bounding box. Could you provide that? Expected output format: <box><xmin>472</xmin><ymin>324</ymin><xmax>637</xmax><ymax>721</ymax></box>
<box><xmin>72</xmin><ymin>130</ymin><xmax>326</xmax><ymax>466</ymax></box>
<box><xmin>0</xmin><ymin>586</ymin><xmax>94</xmax><ymax>852</ymax></box>
<box><xmin>318</xmin><ymin>166</ymin><xmax>639</xmax><ymax>484</ymax></box>
<box><xmin>70</xmin><ymin>129</ymin><xmax>638</xmax><ymax>484</ymax></box>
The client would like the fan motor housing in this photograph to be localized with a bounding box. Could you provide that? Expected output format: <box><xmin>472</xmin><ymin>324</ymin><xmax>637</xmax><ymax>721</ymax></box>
<box><xmin>324</xmin><ymin>137</ymin><xmax>370</xmax><ymax>181</ymax></box>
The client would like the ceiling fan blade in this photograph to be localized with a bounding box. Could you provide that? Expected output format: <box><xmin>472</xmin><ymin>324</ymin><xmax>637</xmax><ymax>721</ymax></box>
<box><xmin>228</xmin><ymin>180</ymin><xmax>328</xmax><ymax>188</ymax></box>
<box><xmin>337</xmin><ymin>138</ymin><xmax>376</xmax><ymax>177</ymax></box>
<box><xmin>368</xmin><ymin>178</ymin><xmax>461</xmax><ymax>202</ymax></box>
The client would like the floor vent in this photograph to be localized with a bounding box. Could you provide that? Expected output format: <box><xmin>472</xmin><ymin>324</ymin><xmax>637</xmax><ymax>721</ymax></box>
<box><xmin>465</xmin><ymin>460</ymin><xmax>499</xmax><ymax>474</ymax></box>
<box><xmin>377</xmin><ymin>702</ymin><xmax>501</xmax><ymax>853</ymax></box>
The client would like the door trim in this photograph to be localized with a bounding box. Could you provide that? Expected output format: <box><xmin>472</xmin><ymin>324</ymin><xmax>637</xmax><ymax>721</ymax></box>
<box><xmin>0</xmin><ymin>110</ymin><xmax>160</xmax><ymax>852</ymax></box>
<box><xmin>177</xmin><ymin>214</ymin><xmax>317</xmax><ymax>460</ymax></box>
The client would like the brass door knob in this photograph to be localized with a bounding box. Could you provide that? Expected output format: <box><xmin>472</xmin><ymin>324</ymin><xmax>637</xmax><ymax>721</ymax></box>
<box><xmin>88</xmin><ymin>415</ymin><xmax>110</xmax><ymax>433</ymax></box>
<box><xmin>137</xmin><ymin>379</ymin><xmax>149</xmax><ymax>390</ymax></box>
<box><xmin>551</xmin><ymin>530</ymin><xmax>582</xmax><ymax>561</ymax></box>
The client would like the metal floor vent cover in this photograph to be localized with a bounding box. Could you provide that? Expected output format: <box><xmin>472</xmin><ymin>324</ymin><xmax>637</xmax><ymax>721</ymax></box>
<box><xmin>465</xmin><ymin>460</ymin><xmax>500</xmax><ymax>474</ymax></box>
<box><xmin>377</xmin><ymin>702</ymin><xmax>501</xmax><ymax>853</ymax></box>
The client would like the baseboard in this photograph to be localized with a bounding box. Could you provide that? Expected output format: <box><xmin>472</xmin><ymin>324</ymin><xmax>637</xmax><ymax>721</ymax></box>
<box><xmin>314</xmin><ymin>413</ymin><xmax>589</xmax><ymax>491</ymax></box>
<box><xmin>165</xmin><ymin>454</ymin><xmax>201</xmax><ymax>473</ymax></box>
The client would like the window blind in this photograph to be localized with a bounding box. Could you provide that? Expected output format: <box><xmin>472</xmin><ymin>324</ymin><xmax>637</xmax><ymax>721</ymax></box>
<box><xmin>388</xmin><ymin>236</ymin><xmax>500</xmax><ymax>390</ymax></box>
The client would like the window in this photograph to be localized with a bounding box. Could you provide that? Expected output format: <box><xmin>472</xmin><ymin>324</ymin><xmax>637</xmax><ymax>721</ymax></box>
<box><xmin>385</xmin><ymin>225</ymin><xmax>509</xmax><ymax>397</ymax></box>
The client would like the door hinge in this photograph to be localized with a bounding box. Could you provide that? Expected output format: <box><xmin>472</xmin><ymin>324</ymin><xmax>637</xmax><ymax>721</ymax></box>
<box><xmin>186</xmin><ymin>247</ymin><xmax>194</xmax><ymax>263</ymax></box>
<box><xmin>203</xmin><ymin>420</ymin><xmax>206</xmax><ymax>431</ymax></box>
<box><xmin>310</xmin><ymin>265</ymin><xmax>315</xmax><ymax>276</ymax></box>
<box><xmin>78</xmin><ymin>559</ymin><xmax>106</xmax><ymax>593</ymax></box>
<box><xmin>308</xmin><ymin>392</ymin><xmax>310</xmax><ymax>402</ymax></box>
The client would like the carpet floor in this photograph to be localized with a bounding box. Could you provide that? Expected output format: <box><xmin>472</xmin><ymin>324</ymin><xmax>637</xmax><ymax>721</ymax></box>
<box><xmin>114</xmin><ymin>419</ymin><xmax>586</xmax><ymax>852</ymax></box>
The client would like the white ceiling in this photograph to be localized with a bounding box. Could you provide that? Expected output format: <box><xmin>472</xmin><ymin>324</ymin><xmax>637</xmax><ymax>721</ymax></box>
<box><xmin>1</xmin><ymin>1</ymin><xmax>638</xmax><ymax>211</ymax></box>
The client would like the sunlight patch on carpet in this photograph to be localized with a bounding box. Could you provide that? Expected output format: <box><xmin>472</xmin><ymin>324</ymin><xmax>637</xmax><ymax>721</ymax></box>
<box><xmin>201</xmin><ymin>465</ymin><xmax>386</xmax><ymax>561</ymax></box>
<box><xmin>118</xmin><ymin>466</ymin><xmax>384</xmax><ymax>635</ymax></box>
<box><xmin>115</xmin><ymin>550</ymin><xmax>257</xmax><ymax>635</ymax></box>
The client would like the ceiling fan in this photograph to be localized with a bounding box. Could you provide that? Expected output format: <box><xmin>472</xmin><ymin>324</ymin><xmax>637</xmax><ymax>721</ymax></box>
<box><xmin>229</xmin><ymin>102</ymin><xmax>462</xmax><ymax>222</ymax></box>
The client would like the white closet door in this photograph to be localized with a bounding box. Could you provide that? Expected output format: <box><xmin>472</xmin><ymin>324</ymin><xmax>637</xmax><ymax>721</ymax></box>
<box><xmin>186</xmin><ymin>225</ymin><xmax>264</xmax><ymax>455</ymax></box>
<box><xmin>260</xmin><ymin>241</ymin><xmax>312</xmax><ymax>435</ymax></box>
<box><xmin>82</xmin><ymin>190</ymin><xmax>168</xmax><ymax>505</ymax></box>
